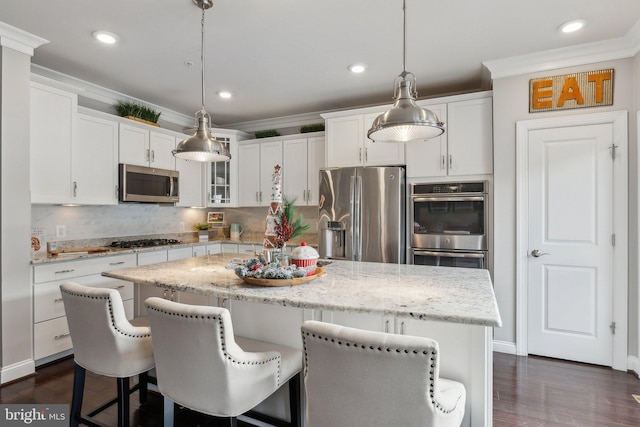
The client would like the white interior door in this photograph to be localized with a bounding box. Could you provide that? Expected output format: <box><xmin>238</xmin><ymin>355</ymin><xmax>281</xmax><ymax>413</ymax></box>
<box><xmin>526</xmin><ymin>124</ymin><xmax>614</xmax><ymax>366</ymax></box>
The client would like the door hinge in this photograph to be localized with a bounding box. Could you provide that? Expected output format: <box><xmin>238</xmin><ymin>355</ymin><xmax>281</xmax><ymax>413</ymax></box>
<box><xmin>610</xmin><ymin>321</ymin><xmax>616</xmax><ymax>334</ymax></box>
<box><xmin>612</xmin><ymin>233</ymin><xmax>616</xmax><ymax>247</ymax></box>
<box><xmin>610</xmin><ymin>144</ymin><xmax>618</xmax><ymax>160</ymax></box>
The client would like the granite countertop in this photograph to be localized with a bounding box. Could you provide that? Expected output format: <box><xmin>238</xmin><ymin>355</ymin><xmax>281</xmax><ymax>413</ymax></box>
<box><xmin>31</xmin><ymin>235</ymin><xmax>317</xmax><ymax>264</ymax></box>
<box><xmin>102</xmin><ymin>254</ymin><xmax>502</xmax><ymax>327</ymax></box>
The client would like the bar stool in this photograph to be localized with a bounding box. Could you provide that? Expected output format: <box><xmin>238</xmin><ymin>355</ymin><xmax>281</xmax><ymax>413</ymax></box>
<box><xmin>301</xmin><ymin>320</ymin><xmax>466</xmax><ymax>427</ymax></box>
<box><xmin>60</xmin><ymin>282</ymin><xmax>155</xmax><ymax>427</ymax></box>
<box><xmin>145</xmin><ymin>297</ymin><xmax>302</xmax><ymax>427</ymax></box>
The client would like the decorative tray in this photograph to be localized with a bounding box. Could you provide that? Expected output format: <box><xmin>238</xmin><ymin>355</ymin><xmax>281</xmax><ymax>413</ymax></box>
<box><xmin>237</xmin><ymin>267</ymin><xmax>326</xmax><ymax>287</ymax></box>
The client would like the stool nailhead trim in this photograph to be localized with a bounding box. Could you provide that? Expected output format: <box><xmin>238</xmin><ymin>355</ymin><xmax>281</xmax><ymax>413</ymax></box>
<box><xmin>61</xmin><ymin>289</ymin><xmax>151</xmax><ymax>338</ymax></box>
<box><xmin>147</xmin><ymin>305</ymin><xmax>283</xmax><ymax>385</ymax></box>
<box><xmin>301</xmin><ymin>329</ymin><xmax>461</xmax><ymax>415</ymax></box>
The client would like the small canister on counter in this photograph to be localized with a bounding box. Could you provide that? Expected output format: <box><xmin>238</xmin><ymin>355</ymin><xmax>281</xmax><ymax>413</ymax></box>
<box><xmin>291</xmin><ymin>242</ymin><xmax>319</xmax><ymax>274</ymax></box>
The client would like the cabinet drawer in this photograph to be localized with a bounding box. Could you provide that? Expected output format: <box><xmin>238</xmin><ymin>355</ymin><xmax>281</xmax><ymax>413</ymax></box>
<box><xmin>33</xmin><ymin>254</ymin><xmax>136</xmax><ymax>284</ymax></box>
<box><xmin>34</xmin><ymin>317</ymin><xmax>73</xmax><ymax>360</ymax></box>
<box><xmin>34</xmin><ymin>276</ymin><xmax>134</xmax><ymax>323</ymax></box>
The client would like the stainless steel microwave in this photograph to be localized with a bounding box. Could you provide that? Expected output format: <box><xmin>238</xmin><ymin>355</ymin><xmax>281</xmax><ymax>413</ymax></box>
<box><xmin>118</xmin><ymin>164</ymin><xmax>179</xmax><ymax>203</ymax></box>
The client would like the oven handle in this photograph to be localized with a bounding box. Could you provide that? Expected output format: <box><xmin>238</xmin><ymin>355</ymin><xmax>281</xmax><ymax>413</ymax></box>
<box><xmin>413</xmin><ymin>250</ymin><xmax>485</xmax><ymax>259</ymax></box>
<box><xmin>412</xmin><ymin>196</ymin><xmax>485</xmax><ymax>202</ymax></box>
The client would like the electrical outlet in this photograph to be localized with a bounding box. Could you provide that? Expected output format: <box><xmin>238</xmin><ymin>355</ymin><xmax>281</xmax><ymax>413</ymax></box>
<box><xmin>179</xmin><ymin>222</ymin><xmax>185</xmax><ymax>232</ymax></box>
<box><xmin>56</xmin><ymin>225</ymin><xmax>67</xmax><ymax>238</ymax></box>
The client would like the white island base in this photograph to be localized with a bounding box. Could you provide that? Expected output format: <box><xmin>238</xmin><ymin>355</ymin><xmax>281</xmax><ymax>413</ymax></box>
<box><xmin>103</xmin><ymin>255</ymin><xmax>501</xmax><ymax>427</ymax></box>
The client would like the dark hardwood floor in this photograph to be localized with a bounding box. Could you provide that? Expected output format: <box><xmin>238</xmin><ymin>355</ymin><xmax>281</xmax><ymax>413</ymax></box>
<box><xmin>1</xmin><ymin>353</ymin><xmax>638</xmax><ymax>426</ymax></box>
<box><xmin>493</xmin><ymin>352</ymin><xmax>640</xmax><ymax>426</ymax></box>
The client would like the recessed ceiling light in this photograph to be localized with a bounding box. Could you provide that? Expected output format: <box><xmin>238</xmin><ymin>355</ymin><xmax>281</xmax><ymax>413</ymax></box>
<box><xmin>92</xmin><ymin>31</ymin><xmax>119</xmax><ymax>44</ymax></box>
<box><xmin>218</xmin><ymin>91</ymin><xmax>232</xmax><ymax>99</ymax></box>
<box><xmin>348</xmin><ymin>64</ymin><xmax>366</xmax><ymax>74</ymax></box>
<box><xmin>558</xmin><ymin>19</ymin><xmax>587</xmax><ymax>33</ymax></box>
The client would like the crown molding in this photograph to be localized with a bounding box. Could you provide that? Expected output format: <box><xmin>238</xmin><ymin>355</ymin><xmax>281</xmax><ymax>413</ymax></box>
<box><xmin>31</xmin><ymin>65</ymin><xmax>194</xmax><ymax>128</ymax></box>
<box><xmin>225</xmin><ymin>110</ymin><xmax>326</xmax><ymax>133</ymax></box>
<box><xmin>0</xmin><ymin>22</ymin><xmax>48</xmax><ymax>56</ymax></box>
<box><xmin>483</xmin><ymin>20</ymin><xmax>640</xmax><ymax>79</ymax></box>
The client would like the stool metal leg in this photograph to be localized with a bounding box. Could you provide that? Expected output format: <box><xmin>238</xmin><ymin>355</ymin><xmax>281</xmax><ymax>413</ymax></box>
<box><xmin>116</xmin><ymin>377</ymin><xmax>130</xmax><ymax>427</ymax></box>
<box><xmin>289</xmin><ymin>373</ymin><xmax>302</xmax><ymax>427</ymax></box>
<box><xmin>70</xmin><ymin>364</ymin><xmax>86</xmax><ymax>427</ymax></box>
<box><xmin>138</xmin><ymin>371</ymin><xmax>148</xmax><ymax>404</ymax></box>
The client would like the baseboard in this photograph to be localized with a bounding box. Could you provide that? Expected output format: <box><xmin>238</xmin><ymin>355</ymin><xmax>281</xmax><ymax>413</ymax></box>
<box><xmin>627</xmin><ymin>355</ymin><xmax>640</xmax><ymax>378</ymax></box>
<box><xmin>493</xmin><ymin>340</ymin><xmax>517</xmax><ymax>355</ymax></box>
<box><xmin>1</xmin><ymin>358</ymin><xmax>35</xmax><ymax>384</ymax></box>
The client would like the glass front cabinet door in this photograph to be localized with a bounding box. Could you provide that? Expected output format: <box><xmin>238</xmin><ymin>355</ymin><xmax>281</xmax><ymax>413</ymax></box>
<box><xmin>208</xmin><ymin>133</ymin><xmax>241</xmax><ymax>207</ymax></box>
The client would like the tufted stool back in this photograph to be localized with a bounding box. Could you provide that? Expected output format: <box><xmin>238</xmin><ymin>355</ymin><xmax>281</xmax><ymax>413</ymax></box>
<box><xmin>145</xmin><ymin>297</ymin><xmax>302</xmax><ymax>422</ymax></box>
<box><xmin>60</xmin><ymin>281</ymin><xmax>154</xmax><ymax>377</ymax></box>
<box><xmin>301</xmin><ymin>320</ymin><xmax>466</xmax><ymax>427</ymax></box>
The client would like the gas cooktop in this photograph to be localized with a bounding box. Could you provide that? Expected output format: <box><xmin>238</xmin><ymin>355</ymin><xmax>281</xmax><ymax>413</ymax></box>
<box><xmin>109</xmin><ymin>239</ymin><xmax>181</xmax><ymax>249</ymax></box>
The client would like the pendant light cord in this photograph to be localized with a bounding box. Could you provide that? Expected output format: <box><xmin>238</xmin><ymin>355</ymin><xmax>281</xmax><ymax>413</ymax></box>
<box><xmin>402</xmin><ymin>0</ymin><xmax>406</xmax><ymax>75</ymax></box>
<box><xmin>200</xmin><ymin>6</ymin><xmax>206</xmax><ymax>111</ymax></box>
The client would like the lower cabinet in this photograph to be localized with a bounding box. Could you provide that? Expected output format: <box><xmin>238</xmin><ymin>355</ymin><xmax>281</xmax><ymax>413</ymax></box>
<box><xmin>32</xmin><ymin>254</ymin><xmax>136</xmax><ymax>365</ymax></box>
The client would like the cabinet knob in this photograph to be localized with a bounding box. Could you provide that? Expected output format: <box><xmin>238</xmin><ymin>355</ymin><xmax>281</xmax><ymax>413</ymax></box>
<box><xmin>73</xmin><ymin>181</ymin><xmax>78</xmax><ymax>197</ymax></box>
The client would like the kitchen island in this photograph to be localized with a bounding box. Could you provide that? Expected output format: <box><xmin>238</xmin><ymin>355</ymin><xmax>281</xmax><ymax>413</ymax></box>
<box><xmin>103</xmin><ymin>254</ymin><xmax>501</xmax><ymax>427</ymax></box>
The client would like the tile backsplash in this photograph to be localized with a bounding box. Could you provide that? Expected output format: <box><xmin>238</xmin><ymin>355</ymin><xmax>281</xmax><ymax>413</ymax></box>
<box><xmin>32</xmin><ymin>204</ymin><xmax>319</xmax><ymax>244</ymax></box>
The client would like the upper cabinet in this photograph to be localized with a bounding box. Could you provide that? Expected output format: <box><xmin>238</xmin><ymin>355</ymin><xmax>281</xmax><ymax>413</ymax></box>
<box><xmin>73</xmin><ymin>113</ymin><xmax>119</xmax><ymax>205</ymax></box>
<box><xmin>445</xmin><ymin>97</ymin><xmax>493</xmax><ymax>177</ymax></box>
<box><xmin>118</xmin><ymin>123</ymin><xmax>175</xmax><ymax>170</ymax></box>
<box><xmin>237</xmin><ymin>133</ymin><xmax>325</xmax><ymax>208</ymax></box>
<box><xmin>407</xmin><ymin>97</ymin><xmax>492</xmax><ymax>178</ymax></box>
<box><xmin>237</xmin><ymin>139</ymin><xmax>282</xmax><ymax>207</ymax></box>
<box><xmin>207</xmin><ymin>134</ymin><xmax>239</xmax><ymax>207</ymax></box>
<box><xmin>404</xmin><ymin>103</ymin><xmax>448</xmax><ymax>178</ymax></box>
<box><xmin>175</xmin><ymin>141</ymin><xmax>205</xmax><ymax>208</ymax></box>
<box><xmin>282</xmin><ymin>135</ymin><xmax>325</xmax><ymax>206</ymax></box>
<box><xmin>30</xmin><ymin>82</ymin><xmax>77</xmax><ymax>204</ymax></box>
<box><xmin>322</xmin><ymin>92</ymin><xmax>493</xmax><ymax>179</ymax></box>
<box><xmin>325</xmin><ymin>114</ymin><xmax>403</xmax><ymax>167</ymax></box>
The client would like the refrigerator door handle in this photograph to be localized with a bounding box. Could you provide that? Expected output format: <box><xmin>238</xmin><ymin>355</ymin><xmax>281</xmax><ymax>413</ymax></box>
<box><xmin>354</xmin><ymin>175</ymin><xmax>363</xmax><ymax>261</ymax></box>
<box><xmin>350</xmin><ymin>175</ymin><xmax>357</xmax><ymax>261</ymax></box>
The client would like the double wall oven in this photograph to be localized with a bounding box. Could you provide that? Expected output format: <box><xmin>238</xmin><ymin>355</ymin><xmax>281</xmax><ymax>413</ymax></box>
<box><xmin>410</xmin><ymin>181</ymin><xmax>488</xmax><ymax>269</ymax></box>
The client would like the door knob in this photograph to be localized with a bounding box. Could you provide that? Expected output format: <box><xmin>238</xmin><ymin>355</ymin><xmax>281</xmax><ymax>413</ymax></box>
<box><xmin>531</xmin><ymin>249</ymin><xmax>549</xmax><ymax>257</ymax></box>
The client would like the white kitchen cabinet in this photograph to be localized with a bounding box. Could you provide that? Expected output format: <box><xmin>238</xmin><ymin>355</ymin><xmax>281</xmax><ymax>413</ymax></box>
<box><xmin>445</xmin><ymin>97</ymin><xmax>493</xmax><ymax>176</ymax></box>
<box><xmin>118</xmin><ymin>123</ymin><xmax>176</xmax><ymax>170</ymax></box>
<box><xmin>176</xmin><ymin>136</ymin><xmax>206</xmax><ymax>207</ymax></box>
<box><xmin>30</xmin><ymin>82</ymin><xmax>77</xmax><ymax>204</ymax></box>
<box><xmin>237</xmin><ymin>142</ymin><xmax>261</xmax><ymax>206</ymax></box>
<box><xmin>407</xmin><ymin>96</ymin><xmax>493</xmax><ymax>178</ymax></box>
<box><xmin>405</xmin><ymin>103</ymin><xmax>448</xmax><ymax>178</ymax></box>
<box><xmin>326</xmin><ymin>115</ymin><xmax>363</xmax><ymax>167</ymax></box>
<box><xmin>32</xmin><ymin>254</ymin><xmax>136</xmax><ymax>364</ymax></box>
<box><xmin>237</xmin><ymin>140</ymin><xmax>283</xmax><ymax>207</ymax></box>
<box><xmin>283</xmin><ymin>135</ymin><xmax>325</xmax><ymax>206</ymax></box>
<box><xmin>325</xmin><ymin>113</ymin><xmax>404</xmax><ymax>168</ymax></box>
<box><xmin>362</xmin><ymin>113</ymin><xmax>405</xmax><ymax>166</ymax></box>
<box><xmin>73</xmin><ymin>113</ymin><xmax>119</xmax><ymax>204</ymax></box>
<box><xmin>207</xmin><ymin>136</ymin><xmax>235</xmax><ymax>206</ymax></box>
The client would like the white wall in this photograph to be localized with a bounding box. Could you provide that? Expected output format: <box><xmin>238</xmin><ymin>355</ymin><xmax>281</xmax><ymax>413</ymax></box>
<box><xmin>0</xmin><ymin>44</ymin><xmax>36</xmax><ymax>382</ymax></box>
<box><xmin>491</xmin><ymin>58</ymin><xmax>637</xmax><ymax>356</ymax></box>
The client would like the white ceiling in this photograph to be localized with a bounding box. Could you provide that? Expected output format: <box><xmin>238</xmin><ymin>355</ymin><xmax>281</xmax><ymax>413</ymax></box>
<box><xmin>1</xmin><ymin>0</ymin><xmax>640</xmax><ymax>128</ymax></box>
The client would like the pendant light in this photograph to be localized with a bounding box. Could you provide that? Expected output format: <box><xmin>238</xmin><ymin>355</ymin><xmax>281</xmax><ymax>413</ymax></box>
<box><xmin>367</xmin><ymin>0</ymin><xmax>444</xmax><ymax>143</ymax></box>
<box><xmin>173</xmin><ymin>0</ymin><xmax>231</xmax><ymax>162</ymax></box>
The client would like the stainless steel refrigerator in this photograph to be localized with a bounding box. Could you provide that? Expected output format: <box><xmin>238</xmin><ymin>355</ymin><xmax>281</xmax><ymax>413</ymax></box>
<box><xmin>318</xmin><ymin>166</ymin><xmax>405</xmax><ymax>263</ymax></box>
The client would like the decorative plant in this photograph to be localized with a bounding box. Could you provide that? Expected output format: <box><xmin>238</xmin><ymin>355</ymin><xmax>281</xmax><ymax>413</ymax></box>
<box><xmin>274</xmin><ymin>195</ymin><xmax>310</xmax><ymax>248</ymax></box>
<box><xmin>255</xmin><ymin>129</ymin><xmax>280</xmax><ymax>138</ymax></box>
<box><xmin>115</xmin><ymin>101</ymin><xmax>161</xmax><ymax>123</ymax></box>
<box><xmin>300</xmin><ymin>123</ymin><xmax>325</xmax><ymax>133</ymax></box>
<box><xmin>194</xmin><ymin>223</ymin><xmax>210</xmax><ymax>231</ymax></box>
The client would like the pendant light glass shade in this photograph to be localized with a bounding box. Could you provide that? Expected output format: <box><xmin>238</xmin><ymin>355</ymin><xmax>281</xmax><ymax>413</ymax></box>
<box><xmin>173</xmin><ymin>0</ymin><xmax>230</xmax><ymax>162</ymax></box>
<box><xmin>367</xmin><ymin>0</ymin><xmax>444</xmax><ymax>143</ymax></box>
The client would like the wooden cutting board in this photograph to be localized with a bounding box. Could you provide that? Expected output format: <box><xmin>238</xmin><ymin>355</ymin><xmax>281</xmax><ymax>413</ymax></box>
<box><xmin>49</xmin><ymin>247</ymin><xmax>111</xmax><ymax>255</ymax></box>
